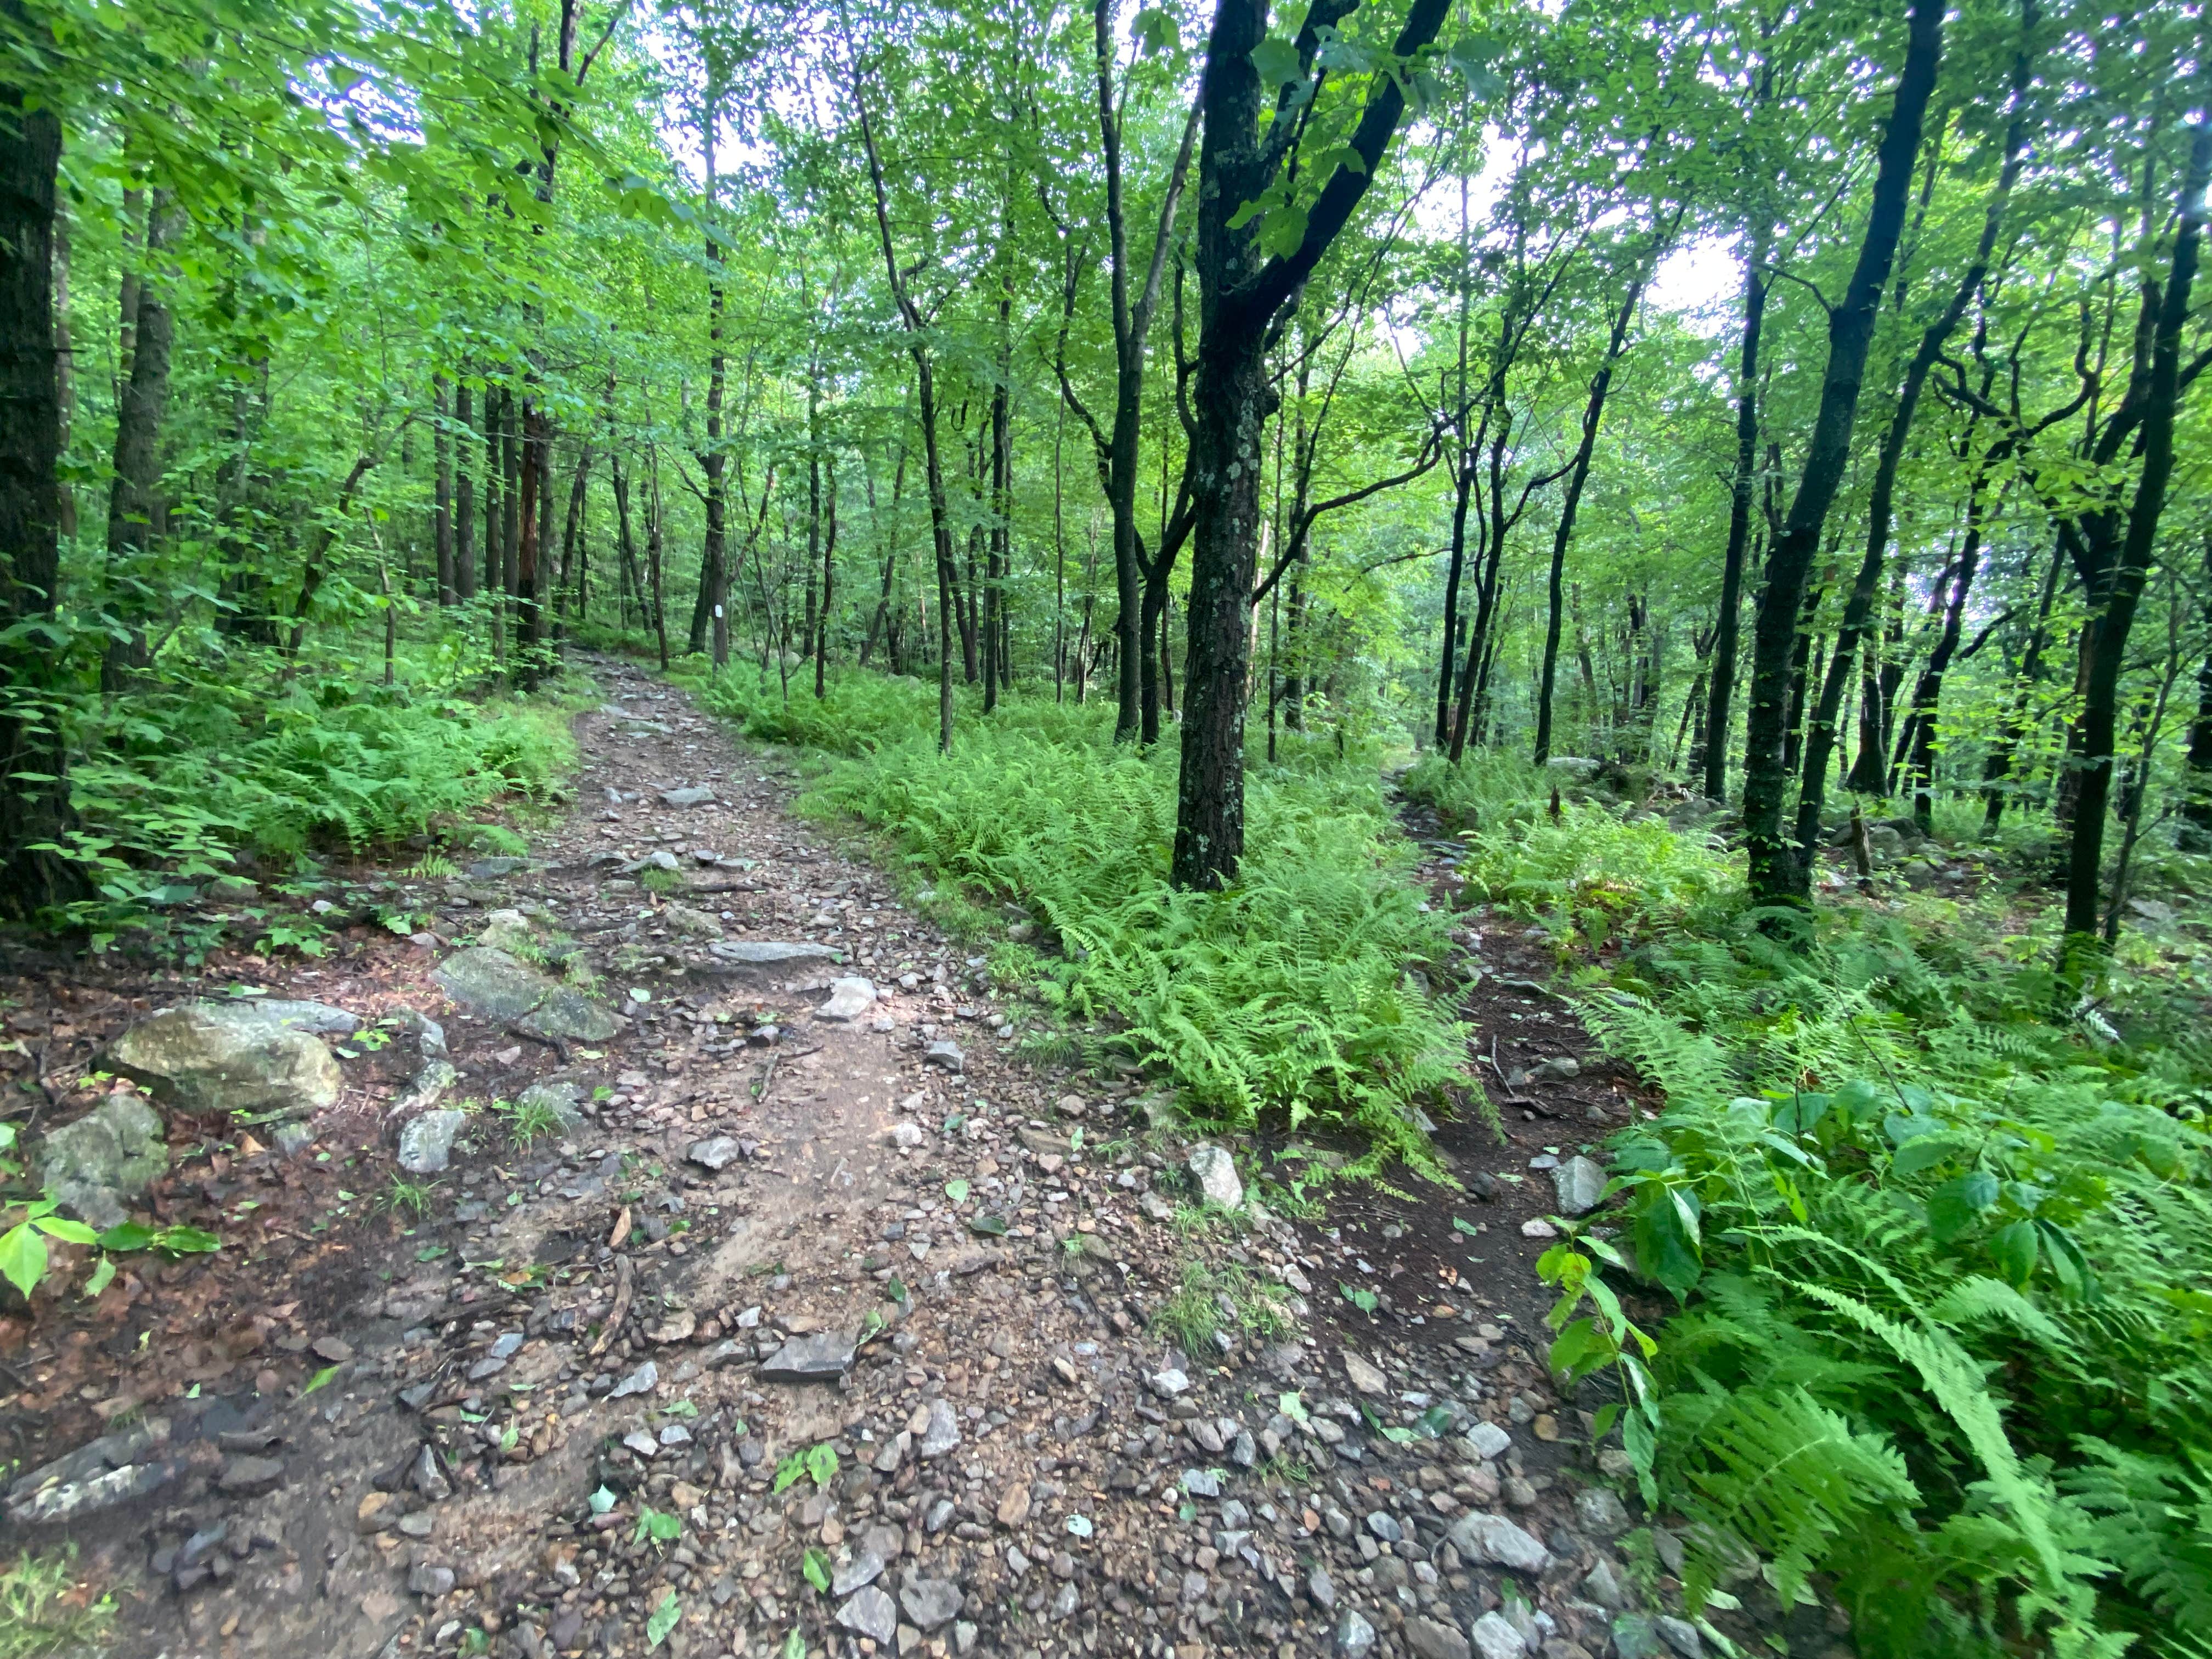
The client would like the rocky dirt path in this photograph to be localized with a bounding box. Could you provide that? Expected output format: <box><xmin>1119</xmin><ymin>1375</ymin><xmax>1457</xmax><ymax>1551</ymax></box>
<box><xmin>0</xmin><ymin>658</ymin><xmax>1810</xmax><ymax>1659</ymax></box>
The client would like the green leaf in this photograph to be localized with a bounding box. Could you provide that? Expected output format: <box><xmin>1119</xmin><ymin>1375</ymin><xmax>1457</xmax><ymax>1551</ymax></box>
<box><xmin>0</xmin><ymin>1222</ymin><xmax>47</xmax><ymax>1300</ymax></box>
<box><xmin>886</xmin><ymin>1275</ymin><xmax>909</xmax><ymax>1304</ymax></box>
<box><xmin>303</xmin><ymin>1363</ymin><xmax>342</xmax><ymax>1395</ymax></box>
<box><xmin>1927</xmin><ymin>1171</ymin><xmax>2001</xmax><ymax>1243</ymax></box>
<box><xmin>33</xmin><ymin>1216</ymin><xmax>100</xmax><ymax>1245</ymax></box>
<box><xmin>1339</xmin><ymin>1282</ymin><xmax>1378</xmax><ymax>1315</ymax></box>
<box><xmin>782</xmin><ymin>1628</ymin><xmax>805</xmax><ymax>1659</ymax></box>
<box><xmin>1451</xmin><ymin>1215</ymin><xmax>1481</xmax><ymax>1237</ymax></box>
<box><xmin>81</xmin><ymin>1253</ymin><xmax>116</xmax><ymax>1299</ymax></box>
<box><xmin>153</xmin><ymin>1225</ymin><xmax>223</xmax><ymax>1256</ymax></box>
<box><xmin>96</xmin><ymin>1221</ymin><xmax>155</xmax><ymax>1252</ymax></box>
<box><xmin>968</xmin><ymin>1214</ymin><xmax>1008</xmax><ymax>1237</ymax></box>
<box><xmin>773</xmin><ymin>1451</ymin><xmax>806</xmax><ymax>1494</ymax></box>
<box><xmin>805</xmin><ymin>1442</ymin><xmax>839</xmax><ymax>1488</ymax></box>
<box><xmin>1987</xmin><ymin>1220</ymin><xmax>2039</xmax><ymax>1285</ymax></box>
<box><xmin>802</xmin><ymin>1547</ymin><xmax>831</xmax><ymax>1593</ymax></box>
<box><xmin>1891</xmin><ymin>1135</ymin><xmax>1966</xmax><ymax>1176</ymax></box>
<box><xmin>944</xmin><ymin>1179</ymin><xmax>969</xmax><ymax>1203</ymax></box>
<box><xmin>645</xmin><ymin>1589</ymin><xmax>681</xmax><ymax>1648</ymax></box>
<box><xmin>589</xmin><ymin>1485</ymin><xmax>618</xmax><ymax>1515</ymax></box>
<box><xmin>1251</xmin><ymin>35</ymin><xmax>1302</xmax><ymax>87</ymax></box>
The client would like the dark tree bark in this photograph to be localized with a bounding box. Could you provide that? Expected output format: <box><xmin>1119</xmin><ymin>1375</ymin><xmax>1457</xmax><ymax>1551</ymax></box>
<box><xmin>853</xmin><ymin>57</ymin><xmax>960</xmax><ymax>752</ymax></box>
<box><xmin>454</xmin><ymin>379</ymin><xmax>477</xmax><ymax>601</ymax></box>
<box><xmin>433</xmin><ymin>375</ymin><xmax>457</xmax><ymax>605</ymax></box>
<box><xmin>500</xmin><ymin>389</ymin><xmax>521</xmax><ymax>599</ymax></box>
<box><xmin>1980</xmin><ymin>535</ymin><xmax>2065</xmax><ymax>833</ymax></box>
<box><xmin>0</xmin><ymin>35</ymin><xmax>78</xmax><ymax>915</ymax></box>
<box><xmin>1788</xmin><ymin>2</ymin><xmax>2033</xmax><ymax>873</ymax></box>
<box><xmin>1901</xmin><ymin>479</ymin><xmax>1989</xmax><ymax>831</ymax></box>
<box><xmin>1175</xmin><ymin>0</ymin><xmax>1450</xmax><ymax>889</ymax></box>
<box><xmin>1705</xmin><ymin>216</ymin><xmax>1772</xmax><ymax>799</ymax></box>
<box><xmin>101</xmin><ymin>191</ymin><xmax>178</xmax><ymax>692</ymax></box>
<box><xmin>1534</xmin><ymin>257</ymin><xmax>1653</xmax><ymax>764</ymax></box>
<box><xmin>689</xmin><ymin>67</ymin><xmax>730</xmax><ymax>666</ymax></box>
<box><xmin>816</xmin><ymin>456</ymin><xmax>836</xmax><ymax>698</ymax></box>
<box><xmin>1741</xmin><ymin>0</ymin><xmax>1943</xmax><ymax>906</ymax></box>
<box><xmin>554</xmin><ymin>447</ymin><xmax>589</xmax><ymax>634</ymax></box>
<box><xmin>2063</xmin><ymin>116</ymin><xmax>2209</xmax><ymax>951</ymax></box>
<box><xmin>2180</xmin><ymin>534</ymin><xmax>2212</xmax><ymax>854</ymax></box>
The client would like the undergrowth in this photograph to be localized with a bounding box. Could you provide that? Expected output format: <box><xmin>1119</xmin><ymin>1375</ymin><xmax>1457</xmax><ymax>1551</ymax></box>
<box><xmin>1449</xmin><ymin>773</ymin><xmax>2212</xmax><ymax>1658</ymax></box>
<box><xmin>685</xmin><ymin>666</ymin><xmax>1474</xmax><ymax>1177</ymax></box>
<box><xmin>38</xmin><ymin>649</ymin><xmax>578</xmax><ymax>948</ymax></box>
<box><xmin>0</xmin><ymin>1547</ymin><xmax>114</xmax><ymax>1658</ymax></box>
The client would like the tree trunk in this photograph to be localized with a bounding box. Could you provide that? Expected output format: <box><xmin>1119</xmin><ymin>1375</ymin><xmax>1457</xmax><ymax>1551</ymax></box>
<box><xmin>1787</xmin><ymin>2</ymin><xmax>2031</xmax><ymax>877</ymax></box>
<box><xmin>1535</xmin><ymin>265</ymin><xmax>1648</xmax><ymax>764</ymax></box>
<box><xmin>433</xmin><ymin>375</ymin><xmax>456</xmax><ymax>605</ymax></box>
<box><xmin>454</xmin><ymin>380</ymin><xmax>477</xmax><ymax>601</ymax></box>
<box><xmin>1741</xmin><ymin>0</ymin><xmax>1943</xmax><ymax>906</ymax></box>
<box><xmin>1174</xmin><ymin>0</ymin><xmax>1448</xmax><ymax>888</ymax></box>
<box><xmin>0</xmin><ymin>36</ymin><xmax>77</xmax><ymax>915</ymax></box>
<box><xmin>2180</xmin><ymin>534</ymin><xmax>2212</xmax><ymax>853</ymax></box>
<box><xmin>2063</xmin><ymin>115</ymin><xmax>2208</xmax><ymax>953</ymax></box>
<box><xmin>1980</xmin><ymin>535</ymin><xmax>2065</xmax><ymax>834</ymax></box>
<box><xmin>1703</xmin><ymin>226</ymin><xmax>1774</xmax><ymax>796</ymax></box>
<box><xmin>101</xmin><ymin>190</ymin><xmax>179</xmax><ymax>692</ymax></box>
<box><xmin>816</xmin><ymin>456</ymin><xmax>836</xmax><ymax>698</ymax></box>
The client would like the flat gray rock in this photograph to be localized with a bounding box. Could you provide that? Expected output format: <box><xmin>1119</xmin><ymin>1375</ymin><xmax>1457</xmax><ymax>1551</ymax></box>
<box><xmin>38</xmin><ymin>1093</ymin><xmax>166</xmax><ymax>1228</ymax></box>
<box><xmin>836</xmin><ymin>1586</ymin><xmax>897</xmax><ymax>1644</ymax></box>
<box><xmin>704</xmin><ymin>940</ymin><xmax>841</xmax><ymax>983</ymax></box>
<box><xmin>659</xmin><ymin>786</ymin><xmax>717</xmax><ymax>808</ymax></box>
<box><xmin>687</xmin><ymin>1136</ymin><xmax>741</xmax><ymax>1171</ymax></box>
<box><xmin>1187</xmin><ymin>1143</ymin><xmax>1243</xmax><ymax>1209</ymax></box>
<box><xmin>759</xmin><ymin>1331</ymin><xmax>857</xmax><ymax>1383</ymax></box>
<box><xmin>433</xmin><ymin>947</ymin><xmax>622</xmax><ymax>1042</ymax></box>
<box><xmin>832</xmin><ymin>1551</ymin><xmax>885</xmax><ymax>1595</ymax></box>
<box><xmin>224</xmin><ymin>999</ymin><xmax>360</xmax><ymax>1036</ymax></box>
<box><xmin>816</xmin><ymin>975</ymin><xmax>877</xmax><ymax>1022</ymax></box>
<box><xmin>924</xmin><ymin>1040</ymin><xmax>964</xmax><ymax>1074</ymax></box>
<box><xmin>1552</xmin><ymin>1154</ymin><xmax>1608</xmax><ymax>1215</ymax></box>
<box><xmin>1447</xmin><ymin>1511</ymin><xmax>1550</xmax><ymax>1573</ymax></box>
<box><xmin>917</xmin><ymin>1398</ymin><xmax>961</xmax><ymax>1457</ymax></box>
<box><xmin>1469</xmin><ymin>1611</ymin><xmax>1528</xmax><ymax>1659</ymax></box>
<box><xmin>609</xmin><ymin>1361</ymin><xmax>658</xmax><ymax>1398</ymax></box>
<box><xmin>6</xmin><ymin>1419</ymin><xmax>175</xmax><ymax>1525</ymax></box>
<box><xmin>397</xmin><ymin>1109</ymin><xmax>466</xmax><ymax>1174</ymax></box>
<box><xmin>901</xmin><ymin>1578</ymin><xmax>963</xmax><ymax>1630</ymax></box>
<box><xmin>1336</xmin><ymin>1609</ymin><xmax>1378</xmax><ymax>1657</ymax></box>
<box><xmin>105</xmin><ymin>1003</ymin><xmax>342</xmax><ymax>1119</ymax></box>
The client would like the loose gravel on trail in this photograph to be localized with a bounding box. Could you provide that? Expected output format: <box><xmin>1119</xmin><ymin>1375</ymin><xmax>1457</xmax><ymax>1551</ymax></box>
<box><xmin>0</xmin><ymin>658</ymin><xmax>1847</xmax><ymax>1659</ymax></box>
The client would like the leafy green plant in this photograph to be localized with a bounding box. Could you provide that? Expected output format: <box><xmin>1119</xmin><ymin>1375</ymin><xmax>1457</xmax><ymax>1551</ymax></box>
<box><xmin>0</xmin><ymin>1547</ymin><xmax>115</xmax><ymax>1659</ymax></box>
<box><xmin>634</xmin><ymin>1507</ymin><xmax>681</xmax><ymax>1547</ymax></box>
<box><xmin>382</xmin><ymin>1176</ymin><xmax>435</xmax><ymax>1220</ymax></box>
<box><xmin>495</xmin><ymin>1093</ymin><xmax>566</xmax><ymax>1148</ymax></box>
<box><xmin>772</xmin><ymin>1442</ymin><xmax>839</xmax><ymax>1494</ymax></box>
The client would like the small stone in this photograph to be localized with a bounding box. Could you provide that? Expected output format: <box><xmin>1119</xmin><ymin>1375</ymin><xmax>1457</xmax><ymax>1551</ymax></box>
<box><xmin>1365</xmin><ymin>1511</ymin><xmax>1402</xmax><ymax>1544</ymax></box>
<box><xmin>36</xmin><ymin>1092</ymin><xmax>168</xmax><ymax>1229</ymax></box>
<box><xmin>836</xmin><ymin>1586</ymin><xmax>898</xmax><ymax>1644</ymax></box>
<box><xmin>832</xmin><ymin>1552</ymin><xmax>885</xmax><ymax>1595</ymax></box>
<box><xmin>817</xmin><ymin>977</ymin><xmax>877</xmax><ymax>1022</ymax></box>
<box><xmin>1186</xmin><ymin>1142</ymin><xmax>1243</xmax><ymax>1209</ymax></box>
<box><xmin>1468</xmin><ymin>1611</ymin><xmax>1527</xmax><ymax>1659</ymax></box>
<box><xmin>924</xmin><ymin>1040</ymin><xmax>965</xmax><ymax>1074</ymax></box>
<box><xmin>1148</xmin><ymin>1369</ymin><xmax>1189</xmax><ymax>1399</ymax></box>
<box><xmin>760</xmin><ymin>1332</ymin><xmax>857</xmax><ymax>1383</ymax></box>
<box><xmin>1532</xmin><ymin>1055</ymin><xmax>1580</xmax><ymax>1081</ymax></box>
<box><xmin>899</xmin><ymin>1578</ymin><xmax>963</xmax><ymax>1630</ymax></box>
<box><xmin>1307</xmin><ymin>1565</ymin><xmax>1335</xmax><ymax>1609</ymax></box>
<box><xmin>408</xmin><ymin>1562</ymin><xmax>456</xmax><ymax>1598</ymax></box>
<box><xmin>686</xmin><ymin>1136</ymin><xmax>741</xmax><ymax>1171</ymax></box>
<box><xmin>1335</xmin><ymin>1607</ymin><xmax>1377</xmax><ymax>1657</ymax></box>
<box><xmin>216</xmin><ymin>1455</ymin><xmax>283</xmax><ymax>1496</ymax></box>
<box><xmin>515</xmin><ymin>1079</ymin><xmax>587</xmax><ymax>1133</ymax></box>
<box><xmin>410</xmin><ymin>1444</ymin><xmax>450</xmax><ymax>1501</ymax></box>
<box><xmin>1447</xmin><ymin>1512</ymin><xmax>1550</xmax><ymax>1573</ymax></box>
<box><xmin>609</xmin><ymin>1361</ymin><xmax>658</xmax><ymax>1399</ymax></box>
<box><xmin>397</xmin><ymin>1109</ymin><xmax>466</xmax><ymax>1175</ymax></box>
<box><xmin>918</xmin><ymin>1398</ymin><xmax>961</xmax><ymax>1458</ymax></box>
<box><xmin>1582</xmin><ymin>1558</ymin><xmax>1628</xmax><ymax>1611</ymax></box>
<box><xmin>996</xmin><ymin>1482</ymin><xmax>1031</xmax><ymax>1527</ymax></box>
<box><xmin>1468</xmin><ymin>1422</ymin><xmax>1510</xmax><ymax>1459</ymax></box>
<box><xmin>1181</xmin><ymin>1469</ymin><xmax>1220</xmax><ymax>1498</ymax></box>
<box><xmin>1551</xmin><ymin>1155</ymin><xmax>1607</xmax><ymax>1215</ymax></box>
<box><xmin>1407</xmin><ymin>1616</ymin><xmax>1474</xmax><ymax>1659</ymax></box>
<box><xmin>1342</xmin><ymin>1352</ymin><xmax>1387</xmax><ymax>1396</ymax></box>
<box><xmin>1656</xmin><ymin>1616</ymin><xmax>1705</xmax><ymax>1658</ymax></box>
<box><xmin>1520</xmin><ymin>1217</ymin><xmax>1558</xmax><ymax>1239</ymax></box>
<box><xmin>648</xmin><ymin>1310</ymin><xmax>697</xmax><ymax>1345</ymax></box>
<box><xmin>1575</xmin><ymin>1487</ymin><xmax>1631</xmax><ymax>1538</ymax></box>
<box><xmin>659</xmin><ymin>786</ymin><xmax>717</xmax><ymax>808</ymax></box>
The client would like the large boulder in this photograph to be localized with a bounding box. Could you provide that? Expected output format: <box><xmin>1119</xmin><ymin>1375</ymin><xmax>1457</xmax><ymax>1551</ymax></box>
<box><xmin>105</xmin><ymin>1003</ymin><xmax>343</xmax><ymax>1119</ymax></box>
<box><xmin>432</xmin><ymin>947</ymin><xmax>622</xmax><ymax>1042</ymax></box>
<box><xmin>37</xmin><ymin>1093</ymin><xmax>167</xmax><ymax>1228</ymax></box>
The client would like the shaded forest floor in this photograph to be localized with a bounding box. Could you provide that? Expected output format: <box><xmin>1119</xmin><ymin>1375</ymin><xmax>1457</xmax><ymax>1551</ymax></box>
<box><xmin>0</xmin><ymin>654</ymin><xmax>1805</xmax><ymax>1659</ymax></box>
